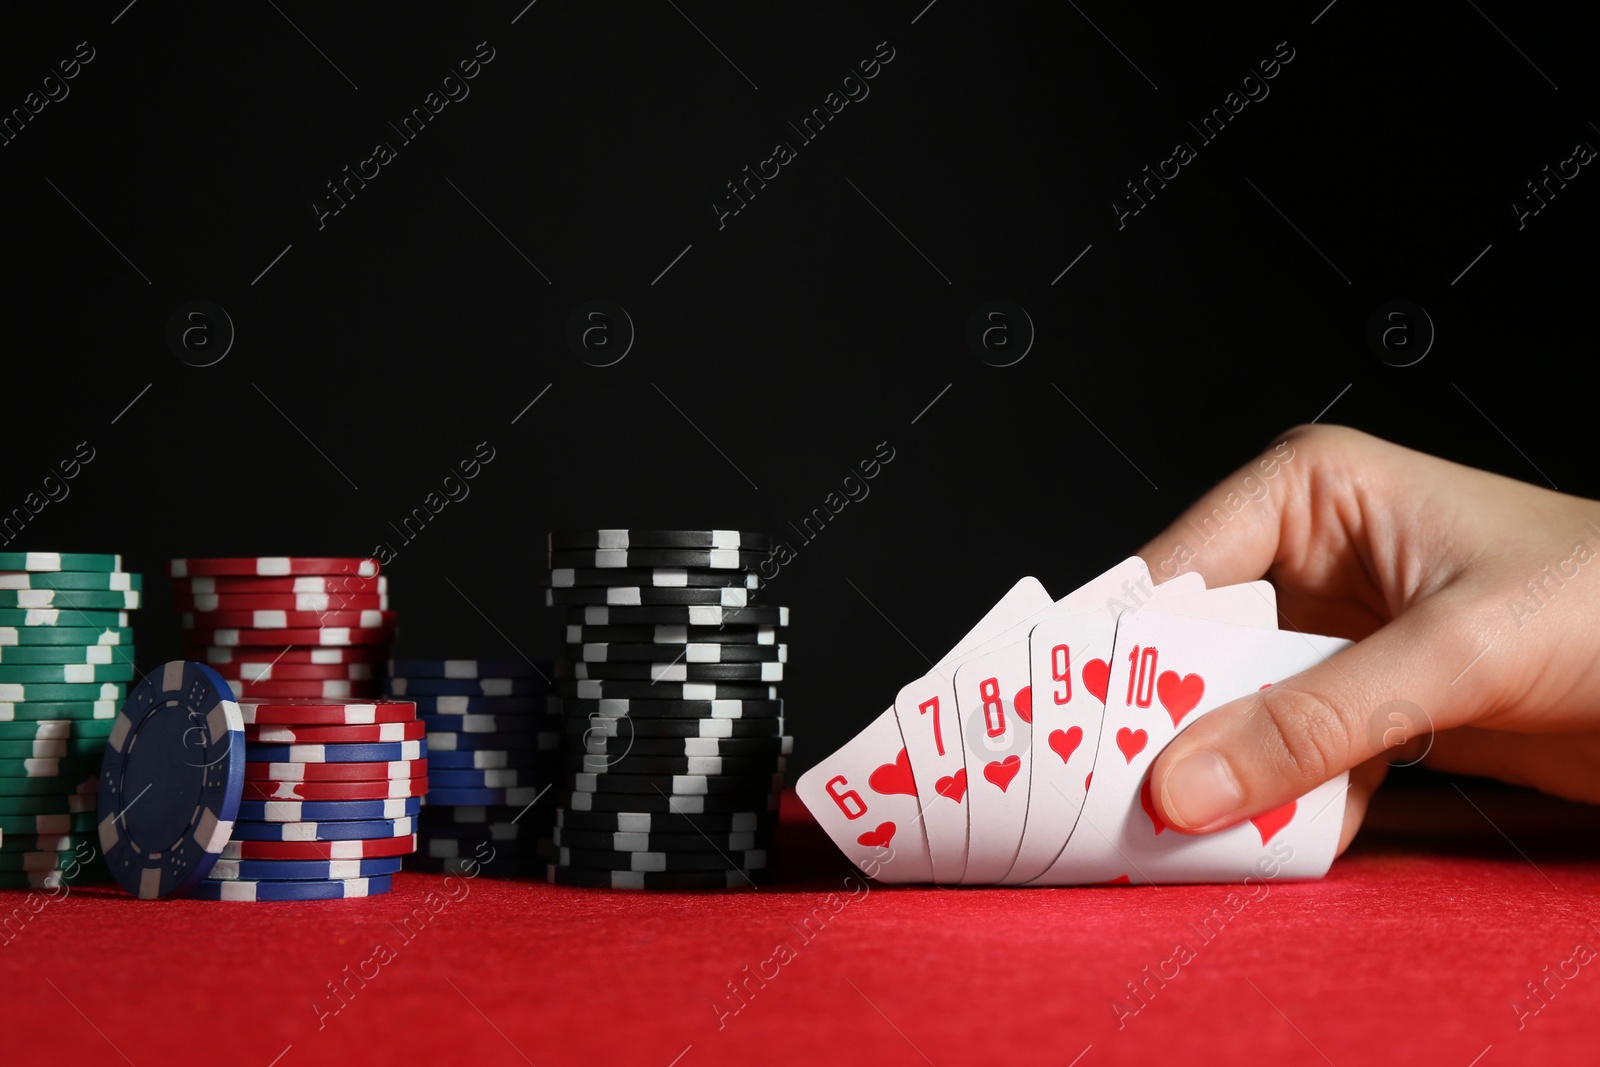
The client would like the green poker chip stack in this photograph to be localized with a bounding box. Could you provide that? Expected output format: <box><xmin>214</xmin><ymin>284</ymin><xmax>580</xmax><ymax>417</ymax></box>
<box><xmin>0</xmin><ymin>551</ymin><xmax>142</xmax><ymax>890</ymax></box>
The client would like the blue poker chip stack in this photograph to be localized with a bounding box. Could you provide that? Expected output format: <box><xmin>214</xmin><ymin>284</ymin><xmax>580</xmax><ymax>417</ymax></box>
<box><xmin>540</xmin><ymin>530</ymin><xmax>790</xmax><ymax>889</ymax></box>
<box><xmin>385</xmin><ymin>659</ymin><xmax>557</xmax><ymax>875</ymax></box>
<box><xmin>1</xmin><ymin>551</ymin><xmax>142</xmax><ymax>892</ymax></box>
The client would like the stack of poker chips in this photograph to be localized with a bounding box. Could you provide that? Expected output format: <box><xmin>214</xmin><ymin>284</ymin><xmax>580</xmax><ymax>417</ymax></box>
<box><xmin>97</xmin><ymin>659</ymin><xmax>421</xmax><ymax>901</ymax></box>
<box><xmin>542</xmin><ymin>530</ymin><xmax>790</xmax><ymax>889</ymax></box>
<box><xmin>1</xmin><ymin>551</ymin><xmax>140</xmax><ymax>891</ymax></box>
<box><xmin>203</xmin><ymin>697</ymin><xmax>424</xmax><ymax>900</ymax></box>
<box><xmin>171</xmin><ymin>557</ymin><xmax>392</xmax><ymax>699</ymax></box>
<box><xmin>385</xmin><ymin>659</ymin><xmax>556</xmax><ymax>875</ymax></box>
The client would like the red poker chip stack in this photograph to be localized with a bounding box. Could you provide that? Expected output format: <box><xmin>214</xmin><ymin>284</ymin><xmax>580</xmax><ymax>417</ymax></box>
<box><xmin>169</xmin><ymin>557</ymin><xmax>393</xmax><ymax>700</ymax></box>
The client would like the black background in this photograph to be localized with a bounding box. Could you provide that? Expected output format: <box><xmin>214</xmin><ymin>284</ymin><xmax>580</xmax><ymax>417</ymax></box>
<box><xmin>3</xmin><ymin>1</ymin><xmax>1593</xmax><ymax>773</ymax></box>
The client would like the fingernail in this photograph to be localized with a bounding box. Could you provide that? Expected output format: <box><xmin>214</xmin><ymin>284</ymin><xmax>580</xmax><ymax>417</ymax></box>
<box><xmin>1162</xmin><ymin>751</ymin><xmax>1243</xmax><ymax>829</ymax></box>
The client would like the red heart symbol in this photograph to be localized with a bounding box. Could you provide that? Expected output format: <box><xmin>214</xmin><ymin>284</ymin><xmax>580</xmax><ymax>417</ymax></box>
<box><xmin>1092</xmin><ymin>874</ymin><xmax>1132</xmax><ymax>886</ymax></box>
<box><xmin>1140</xmin><ymin>777</ymin><xmax>1166</xmax><ymax>835</ymax></box>
<box><xmin>1013</xmin><ymin>685</ymin><xmax>1033</xmax><ymax>724</ymax></box>
<box><xmin>1084</xmin><ymin>772</ymin><xmax>1093</xmax><ymax>792</ymax></box>
<box><xmin>856</xmin><ymin>822</ymin><xmax>896</xmax><ymax>849</ymax></box>
<box><xmin>868</xmin><ymin>748</ymin><xmax>918</xmax><ymax>797</ymax></box>
<box><xmin>1157</xmin><ymin>671</ymin><xmax>1205</xmax><ymax>726</ymax></box>
<box><xmin>1250</xmin><ymin>801</ymin><xmax>1296</xmax><ymax>845</ymax></box>
<box><xmin>1082</xmin><ymin>658</ymin><xmax>1110</xmax><ymax>703</ymax></box>
<box><xmin>934</xmin><ymin>768</ymin><xmax>968</xmax><ymax>802</ymax></box>
<box><xmin>983</xmin><ymin>755</ymin><xmax>1021</xmax><ymax>792</ymax></box>
<box><xmin>1048</xmin><ymin>726</ymin><xmax>1082</xmax><ymax>765</ymax></box>
<box><xmin>1115</xmin><ymin>727</ymin><xmax>1147</xmax><ymax>763</ymax></box>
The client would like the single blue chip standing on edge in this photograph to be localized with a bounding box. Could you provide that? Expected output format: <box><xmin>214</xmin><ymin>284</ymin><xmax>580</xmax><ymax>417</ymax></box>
<box><xmin>98</xmin><ymin>661</ymin><xmax>245</xmax><ymax>899</ymax></box>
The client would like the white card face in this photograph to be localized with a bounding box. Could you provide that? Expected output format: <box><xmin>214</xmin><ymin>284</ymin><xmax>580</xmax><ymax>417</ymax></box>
<box><xmin>938</xmin><ymin>560</ymin><xmax>1194</xmax><ymax>884</ymax></box>
<box><xmin>891</xmin><ymin>577</ymin><xmax>1055</xmax><ymax>883</ymax></box>
<box><xmin>794</xmin><ymin>707</ymin><xmax>933</xmax><ymax>883</ymax></box>
<box><xmin>1007</xmin><ymin>580</ymin><xmax>1279</xmax><ymax>884</ymax></box>
<box><xmin>802</xmin><ymin>577</ymin><xmax>1051</xmax><ymax>883</ymax></box>
<box><xmin>1032</xmin><ymin>612</ymin><xmax>1351</xmax><ymax>885</ymax></box>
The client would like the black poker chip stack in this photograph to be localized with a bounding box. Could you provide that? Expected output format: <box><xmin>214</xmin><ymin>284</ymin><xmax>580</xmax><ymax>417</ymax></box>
<box><xmin>542</xmin><ymin>530</ymin><xmax>789</xmax><ymax>889</ymax></box>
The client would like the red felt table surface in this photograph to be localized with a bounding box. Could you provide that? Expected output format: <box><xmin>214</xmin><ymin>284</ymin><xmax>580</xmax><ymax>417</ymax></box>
<box><xmin>2</xmin><ymin>783</ymin><xmax>1597</xmax><ymax>1067</ymax></box>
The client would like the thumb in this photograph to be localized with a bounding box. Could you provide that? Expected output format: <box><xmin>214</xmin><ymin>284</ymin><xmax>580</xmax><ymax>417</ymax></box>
<box><xmin>1148</xmin><ymin>595</ymin><xmax>1481</xmax><ymax>833</ymax></box>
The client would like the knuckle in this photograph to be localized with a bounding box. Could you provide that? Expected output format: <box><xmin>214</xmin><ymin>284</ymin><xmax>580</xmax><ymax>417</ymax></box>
<box><xmin>1254</xmin><ymin>683</ymin><xmax>1355</xmax><ymax>786</ymax></box>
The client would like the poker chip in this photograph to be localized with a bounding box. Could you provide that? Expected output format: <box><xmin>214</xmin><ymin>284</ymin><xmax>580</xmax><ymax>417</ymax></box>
<box><xmin>429</xmin><ymin>767</ymin><xmax>539</xmax><ymax>789</ymax></box>
<box><xmin>557</xmin><ymin>790</ymin><xmax>778</xmax><ymax>814</ymax></box>
<box><xmin>245</xmin><ymin>720</ymin><xmax>424</xmax><ymax>744</ymax></box>
<box><xmin>0</xmin><ymin>754</ymin><xmax>100</xmax><ymax>779</ymax></box>
<box><xmin>227</xmin><ymin>815</ymin><xmax>415</xmax><ymax>841</ymax></box>
<box><xmin>0</xmin><ymin>571</ymin><xmax>141</xmax><ymax>591</ymax></box>
<box><xmin>187</xmin><ymin>873</ymin><xmax>392</xmax><ymax>900</ymax></box>
<box><xmin>562</xmin><ymin>715</ymin><xmax>786</xmax><ymax>738</ymax></box>
<box><xmin>174</xmin><ymin>592</ymin><xmax>389</xmax><ymax>612</ymax></box>
<box><xmin>0</xmin><ymin>833</ymin><xmax>95</xmax><ymax>853</ymax></box>
<box><xmin>417</xmin><ymin>803</ymin><xmax>536</xmax><ymax>826</ymax></box>
<box><xmin>169</xmin><ymin>557</ymin><xmax>380</xmax><ymax>578</ymax></box>
<box><xmin>542</xmin><ymin>568</ymin><xmax>761</xmax><ymax>589</ymax></box>
<box><xmin>0</xmin><ymin>552</ymin><xmax>123</xmax><ymax>572</ymax></box>
<box><xmin>552</xmin><ymin>827</ymin><xmax>772</xmax><ymax>852</ymax></box>
<box><xmin>217</xmin><ymin>833</ymin><xmax>417</xmax><ymax>860</ymax></box>
<box><xmin>214</xmin><ymin>678</ymin><xmax>358</xmax><ymax>700</ymax></box>
<box><xmin>0</xmin><ymin>589</ymin><xmax>140</xmax><ymax>610</ymax></box>
<box><xmin>213</xmin><ymin>662</ymin><xmax>375</xmax><ymax>682</ymax></box>
<box><xmin>566</xmin><ymin>605</ymin><xmax>788</xmax><ymax>627</ymax></box>
<box><xmin>243</xmin><ymin>740</ymin><xmax>425</xmax><ymax>763</ymax></box>
<box><xmin>563</xmin><ymin>753</ymin><xmax>787</xmax><ymax>776</ymax></box>
<box><xmin>389</xmin><ymin>676</ymin><xmax>548</xmax><ymax>697</ymax></box>
<box><xmin>551</xmin><ymin>695</ymin><xmax>784</xmax><ymax>720</ymax></box>
<box><xmin>388</xmin><ymin>658</ymin><xmax>548</xmax><ymax>679</ymax></box>
<box><xmin>574</xmin><ymin>734</ymin><xmax>792</xmax><ymax>757</ymax></box>
<box><xmin>0</xmin><ymin>811</ymin><xmax>106</xmax><ymax>835</ymax></box>
<box><xmin>407</xmin><ymin>694</ymin><xmax>545</xmax><ymax>714</ymax></box>
<box><xmin>427</xmin><ymin>749</ymin><xmax>549</xmax><ymax>769</ymax></box>
<box><xmin>553</xmin><ymin>680</ymin><xmax>778</xmax><ymax>701</ymax></box>
<box><xmin>556</xmin><ymin>846</ymin><xmax>769</xmax><ymax>872</ymax></box>
<box><xmin>176</xmin><ymin>574</ymin><xmax>387</xmax><ymax>595</ymax></box>
<box><xmin>243</xmin><ymin>777</ymin><xmax>429</xmax><ymax>801</ymax></box>
<box><xmin>562</xmin><ymin>770</ymin><xmax>784</xmax><ymax>795</ymax></box>
<box><xmin>548</xmin><ymin>548</ymin><xmax>768</xmax><ymax>570</ymax></box>
<box><xmin>0</xmin><ymin>792</ymin><xmax>97</xmax><ymax>815</ymax></box>
<box><xmin>0</xmin><ymin>699</ymin><xmax>119</xmax><ymax>721</ymax></box>
<box><xmin>239</xmin><ymin>699</ymin><xmax>418</xmax><ymax>726</ymax></box>
<box><xmin>0</xmin><ymin>847</ymin><xmax>88</xmax><ymax>872</ymax></box>
<box><xmin>417</xmin><ymin>713</ymin><xmax>546</xmax><ymax>736</ymax></box>
<box><xmin>572</xmin><ymin>642</ymin><xmax>785</xmax><ymax>663</ymax></box>
<box><xmin>0</xmin><ymin>625</ymin><xmax>133</xmax><ymax>646</ymax></box>
<box><xmin>547</xmin><ymin>530</ymin><xmax>774</xmax><ymax>551</ymax></box>
<box><xmin>555</xmin><ymin>808</ymin><xmax>768</xmax><ymax>834</ymax></box>
<box><xmin>235</xmin><ymin>796</ymin><xmax>422</xmax><ymax>822</ymax></box>
<box><xmin>183</xmin><ymin>609</ymin><xmax>397</xmax><ymax>630</ymax></box>
<box><xmin>565</xmin><ymin>624</ymin><xmax>779</xmax><ymax>645</ymax></box>
<box><xmin>243</xmin><ymin>758</ymin><xmax>428</xmax><ymax>782</ymax></box>
<box><xmin>545</xmin><ymin>586</ymin><xmax>756</xmax><ymax>607</ymax></box>
<box><xmin>98</xmin><ymin>660</ymin><xmax>245</xmax><ymax>899</ymax></box>
<box><xmin>188</xmin><ymin>626</ymin><xmax>395</xmax><ymax>647</ymax></box>
<box><xmin>544</xmin><ymin>864</ymin><xmax>763</xmax><ymax>889</ymax></box>
<box><xmin>424</xmin><ymin>786</ymin><xmax>546</xmax><ymax>806</ymax></box>
<box><xmin>207</xmin><ymin>856</ymin><xmax>403</xmax><ymax>881</ymax></box>
<box><xmin>560</xmin><ymin>661</ymin><xmax>783</xmax><ymax>682</ymax></box>
<box><xmin>195</xmin><ymin>645</ymin><xmax>385</xmax><ymax>665</ymax></box>
<box><xmin>423</xmin><ymin>831</ymin><xmax>530</xmax><ymax>855</ymax></box>
<box><xmin>0</xmin><ymin>661</ymin><xmax>136</xmax><ymax>684</ymax></box>
<box><xmin>0</xmin><ymin>642</ymin><xmax>130</xmax><ymax>664</ymax></box>
<box><xmin>0</xmin><ymin>681</ymin><xmax>126</xmax><ymax>703</ymax></box>
<box><xmin>0</xmin><ymin>775</ymin><xmax>97</xmax><ymax>796</ymax></box>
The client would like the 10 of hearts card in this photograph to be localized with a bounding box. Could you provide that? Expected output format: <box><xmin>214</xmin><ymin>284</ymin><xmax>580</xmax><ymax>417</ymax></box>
<box><xmin>797</xmin><ymin>558</ymin><xmax>1351</xmax><ymax>885</ymax></box>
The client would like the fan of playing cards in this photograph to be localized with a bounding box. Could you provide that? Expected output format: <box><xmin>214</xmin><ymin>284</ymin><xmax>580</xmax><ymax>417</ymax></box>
<box><xmin>798</xmin><ymin>558</ymin><xmax>1352</xmax><ymax>885</ymax></box>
